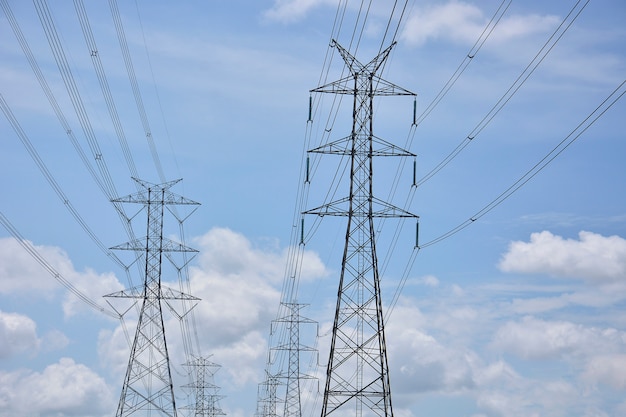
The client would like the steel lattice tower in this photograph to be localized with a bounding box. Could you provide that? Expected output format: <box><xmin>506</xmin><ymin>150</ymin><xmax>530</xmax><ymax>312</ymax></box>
<box><xmin>106</xmin><ymin>178</ymin><xmax>200</xmax><ymax>417</ymax></box>
<box><xmin>256</xmin><ymin>373</ymin><xmax>282</xmax><ymax>417</ymax></box>
<box><xmin>277</xmin><ymin>302</ymin><xmax>316</xmax><ymax>417</ymax></box>
<box><xmin>305</xmin><ymin>41</ymin><xmax>417</xmax><ymax>417</ymax></box>
<box><xmin>182</xmin><ymin>356</ymin><xmax>225</xmax><ymax>417</ymax></box>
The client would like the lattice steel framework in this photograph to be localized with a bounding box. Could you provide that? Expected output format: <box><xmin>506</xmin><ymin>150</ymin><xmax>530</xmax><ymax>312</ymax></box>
<box><xmin>276</xmin><ymin>302</ymin><xmax>316</xmax><ymax>417</ymax></box>
<box><xmin>305</xmin><ymin>41</ymin><xmax>417</xmax><ymax>417</ymax></box>
<box><xmin>106</xmin><ymin>178</ymin><xmax>200</xmax><ymax>417</ymax></box>
<box><xmin>256</xmin><ymin>373</ymin><xmax>282</xmax><ymax>417</ymax></box>
<box><xmin>182</xmin><ymin>356</ymin><xmax>225</xmax><ymax>417</ymax></box>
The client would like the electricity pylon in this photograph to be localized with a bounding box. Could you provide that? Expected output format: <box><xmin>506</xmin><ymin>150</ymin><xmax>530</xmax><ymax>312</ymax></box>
<box><xmin>106</xmin><ymin>177</ymin><xmax>200</xmax><ymax>417</ymax></box>
<box><xmin>305</xmin><ymin>40</ymin><xmax>417</xmax><ymax>417</ymax></box>
<box><xmin>256</xmin><ymin>373</ymin><xmax>282</xmax><ymax>417</ymax></box>
<box><xmin>182</xmin><ymin>355</ymin><xmax>225</xmax><ymax>417</ymax></box>
<box><xmin>256</xmin><ymin>301</ymin><xmax>316</xmax><ymax>417</ymax></box>
<box><xmin>276</xmin><ymin>302</ymin><xmax>316</xmax><ymax>417</ymax></box>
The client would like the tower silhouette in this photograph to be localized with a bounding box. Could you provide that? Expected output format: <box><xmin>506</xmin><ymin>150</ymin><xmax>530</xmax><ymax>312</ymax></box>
<box><xmin>106</xmin><ymin>177</ymin><xmax>200</xmax><ymax>417</ymax></box>
<box><xmin>305</xmin><ymin>41</ymin><xmax>417</xmax><ymax>417</ymax></box>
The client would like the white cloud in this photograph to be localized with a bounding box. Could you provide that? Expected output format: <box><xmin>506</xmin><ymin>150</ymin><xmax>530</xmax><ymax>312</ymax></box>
<box><xmin>387</xmin><ymin>304</ymin><xmax>477</xmax><ymax>394</ymax></box>
<box><xmin>401</xmin><ymin>1</ymin><xmax>484</xmax><ymax>46</ymax></box>
<box><xmin>0</xmin><ymin>358</ymin><xmax>115</xmax><ymax>417</ymax></box>
<box><xmin>491</xmin><ymin>316</ymin><xmax>625</xmax><ymax>360</ymax></box>
<box><xmin>417</xmin><ymin>274</ymin><xmax>440</xmax><ymax>287</ymax></box>
<box><xmin>400</xmin><ymin>1</ymin><xmax>558</xmax><ymax>46</ymax></box>
<box><xmin>263</xmin><ymin>0</ymin><xmax>336</xmax><ymax>23</ymax></box>
<box><xmin>0</xmin><ymin>237</ymin><xmax>124</xmax><ymax>318</ymax></box>
<box><xmin>499</xmin><ymin>231</ymin><xmax>626</xmax><ymax>284</ymax></box>
<box><xmin>583</xmin><ymin>354</ymin><xmax>626</xmax><ymax>390</ymax></box>
<box><xmin>0</xmin><ymin>310</ymin><xmax>40</xmax><ymax>358</ymax></box>
<box><xmin>188</xmin><ymin>228</ymin><xmax>290</xmax><ymax>346</ymax></box>
<box><xmin>0</xmin><ymin>237</ymin><xmax>63</xmax><ymax>294</ymax></box>
<box><xmin>98</xmin><ymin>228</ymin><xmax>329</xmax><ymax>399</ymax></box>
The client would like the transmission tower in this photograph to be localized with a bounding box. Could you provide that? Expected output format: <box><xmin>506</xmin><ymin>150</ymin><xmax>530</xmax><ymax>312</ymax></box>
<box><xmin>276</xmin><ymin>302</ymin><xmax>316</xmax><ymax>417</ymax></box>
<box><xmin>305</xmin><ymin>41</ymin><xmax>417</xmax><ymax>417</ymax></box>
<box><xmin>182</xmin><ymin>356</ymin><xmax>225</xmax><ymax>417</ymax></box>
<box><xmin>105</xmin><ymin>177</ymin><xmax>200</xmax><ymax>417</ymax></box>
<box><xmin>256</xmin><ymin>301</ymin><xmax>317</xmax><ymax>417</ymax></box>
<box><xmin>256</xmin><ymin>373</ymin><xmax>282</xmax><ymax>417</ymax></box>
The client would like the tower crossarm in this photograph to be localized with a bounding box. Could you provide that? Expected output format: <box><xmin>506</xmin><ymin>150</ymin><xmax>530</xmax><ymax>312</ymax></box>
<box><xmin>309</xmin><ymin>135</ymin><xmax>415</xmax><ymax>157</ymax></box>
<box><xmin>304</xmin><ymin>197</ymin><xmax>417</xmax><ymax>219</ymax></box>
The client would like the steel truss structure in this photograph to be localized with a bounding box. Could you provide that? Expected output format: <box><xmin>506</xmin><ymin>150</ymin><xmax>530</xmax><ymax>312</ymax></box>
<box><xmin>306</xmin><ymin>41</ymin><xmax>417</xmax><ymax>417</ymax></box>
<box><xmin>106</xmin><ymin>177</ymin><xmax>200</xmax><ymax>417</ymax></box>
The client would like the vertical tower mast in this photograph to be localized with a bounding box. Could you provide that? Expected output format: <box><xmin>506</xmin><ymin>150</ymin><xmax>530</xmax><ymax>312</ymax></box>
<box><xmin>106</xmin><ymin>177</ymin><xmax>200</xmax><ymax>417</ymax></box>
<box><xmin>305</xmin><ymin>41</ymin><xmax>417</xmax><ymax>417</ymax></box>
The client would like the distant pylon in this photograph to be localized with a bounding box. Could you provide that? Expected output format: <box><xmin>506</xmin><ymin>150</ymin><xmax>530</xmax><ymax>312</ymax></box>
<box><xmin>106</xmin><ymin>177</ymin><xmax>200</xmax><ymax>417</ymax></box>
<box><xmin>275</xmin><ymin>302</ymin><xmax>316</xmax><ymax>417</ymax></box>
<box><xmin>182</xmin><ymin>355</ymin><xmax>225</xmax><ymax>417</ymax></box>
<box><xmin>305</xmin><ymin>41</ymin><xmax>418</xmax><ymax>417</ymax></box>
<box><xmin>256</xmin><ymin>373</ymin><xmax>282</xmax><ymax>417</ymax></box>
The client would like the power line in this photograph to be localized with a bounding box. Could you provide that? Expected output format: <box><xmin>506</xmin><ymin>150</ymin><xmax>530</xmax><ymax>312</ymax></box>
<box><xmin>0</xmin><ymin>93</ymin><xmax>127</xmax><ymax>271</ymax></box>
<box><xmin>386</xmin><ymin>77</ymin><xmax>625</xmax><ymax>318</ymax></box>
<box><xmin>0</xmin><ymin>211</ymin><xmax>120</xmax><ymax>319</ymax></box>
<box><xmin>73</xmin><ymin>0</ymin><xmax>139</xmax><ymax>179</ymax></box>
<box><xmin>108</xmin><ymin>0</ymin><xmax>166</xmax><ymax>183</ymax></box>
<box><xmin>414</xmin><ymin>0</ymin><xmax>591</xmax><ymax>189</ymax></box>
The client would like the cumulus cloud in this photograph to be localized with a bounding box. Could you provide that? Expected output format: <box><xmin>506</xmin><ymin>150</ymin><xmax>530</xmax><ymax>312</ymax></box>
<box><xmin>492</xmin><ymin>316</ymin><xmax>626</xmax><ymax>360</ymax></box>
<box><xmin>0</xmin><ymin>237</ymin><xmax>124</xmax><ymax>318</ymax></box>
<box><xmin>0</xmin><ymin>358</ymin><xmax>115</xmax><ymax>417</ymax></box>
<box><xmin>0</xmin><ymin>310</ymin><xmax>39</xmax><ymax>358</ymax></box>
<box><xmin>99</xmin><ymin>228</ymin><xmax>329</xmax><ymax>393</ymax></box>
<box><xmin>400</xmin><ymin>1</ymin><xmax>558</xmax><ymax>46</ymax></box>
<box><xmin>387</xmin><ymin>304</ymin><xmax>477</xmax><ymax>395</ymax></box>
<box><xmin>583</xmin><ymin>354</ymin><xmax>626</xmax><ymax>390</ymax></box>
<box><xmin>0</xmin><ymin>237</ymin><xmax>62</xmax><ymax>294</ymax></box>
<box><xmin>498</xmin><ymin>231</ymin><xmax>626</xmax><ymax>284</ymax></box>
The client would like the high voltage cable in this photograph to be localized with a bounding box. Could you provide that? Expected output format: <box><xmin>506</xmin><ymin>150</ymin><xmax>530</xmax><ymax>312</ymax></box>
<box><xmin>379</xmin><ymin>0</ymin><xmax>512</xmax><ymax>277</ymax></box>
<box><xmin>0</xmin><ymin>211</ymin><xmax>120</xmax><ymax>319</ymax></box>
<box><xmin>423</xmin><ymin>78</ymin><xmax>625</xmax><ymax>248</ymax></box>
<box><xmin>73</xmin><ymin>0</ymin><xmax>139</xmax><ymax>179</ymax></box>
<box><xmin>415</xmin><ymin>0</ymin><xmax>590</xmax><ymax>189</ymax></box>
<box><xmin>380</xmin><ymin>0</ymin><xmax>589</xmax><ymax>281</ymax></box>
<box><xmin>0</xmin><ymin>0</ymin><xmax>108</xmax><ymax>199</ymax></box>
<box><xmin>107</xmin><ymin>0</ymin><xmax>201</xmax><ymax>360</ymax></box>
<box><xmin>34</xmin><ymin>0</ymin><xmax>120</xmax><ymax>200</ymax></box>
<box><xmin>108</xmin><ymin>0</ymin><xmax>166</xmax><ymax>183</ymax></box>
<box><xmin>25</xmin><ymin>0</ymin><xmax>145</xmax><ymax>283</ymax></box>
<box><xmin>413</xmin><ymin>0</ymin><xmax>512</xmax><ymax>128</ymax></box>
<box><xmin>386</xmin><ymin>77</ymin><xmax>626</xmax><ymax>318</ymax></box>
<box><xmin>0</xmin><ymin>94</ymin><xmax>128</xmax><ymax>271</ymax></box>
<box><xmin>132</xmin><ymin>0</ymin><xmax>182</xmax><ymax>181</ymax></box>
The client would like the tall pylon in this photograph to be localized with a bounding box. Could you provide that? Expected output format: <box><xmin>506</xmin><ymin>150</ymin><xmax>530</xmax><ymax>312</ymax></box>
<box><xmin>305</xmin><ymin>40</ymin><xmax>418</xmax><ymax>417</ymax></box>
<box><xmin>106</xmin><ymin>177</ymin><xmax>200</xmax><ymax>417</ymax></box>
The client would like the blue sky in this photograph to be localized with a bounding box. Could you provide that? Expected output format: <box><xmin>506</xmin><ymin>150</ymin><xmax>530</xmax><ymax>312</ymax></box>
<box><xmin>1</xmin><ymin>1</ymin><xmax>625</xmax><ymax>416</ymax></box>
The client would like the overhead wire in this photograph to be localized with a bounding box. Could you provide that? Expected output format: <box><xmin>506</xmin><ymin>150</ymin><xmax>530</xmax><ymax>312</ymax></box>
<box><xmin>0</xmin><ymin>93</ymin><xmax>128</xmax><ymax>272</ymax></box>
<box><xmin>378</xmin><ymin>0</ymin><xmax>512</xmax><ymax>280</ymax></box>
<box><xmin>1</xmin><ymin>0</ymin><xmax>144</xmax><ymax>288</ymax></box>
<box><xmin>73</xmin><ymin>0</ymin><xmax>139</xmax><ymax>180</ymax></box>
<box><xmin>386</xmin><ymin>77</ymin><xmax>626</xmax><ymax>318</ymax></box>
<box><xmin>414</xmin><ymin>0</ymin><xmax>591</xmax><ymax>189</ymax></box>
<box><xmin>378</xmin><ymin>0</ymin><xmax>591</xmax><ymax>312</ymax></box>
<box><xmin>0</xmin><ymin>211</ymin><xmax>120</xmax><ymax>320</ymax></box>
<box><xmin>33</xmin><ymin>0</ymin><xmax>120</xmax><ymax>201</ymax></box>
<box><xmin>261</xmin><ymin>0</ymin><xmax>368</xmax><ymax>412</ymax></box>
<box><xmin>108</xmin><ymin>0</ymin><xmax>166</xmax><ymax>183</ymax></box>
